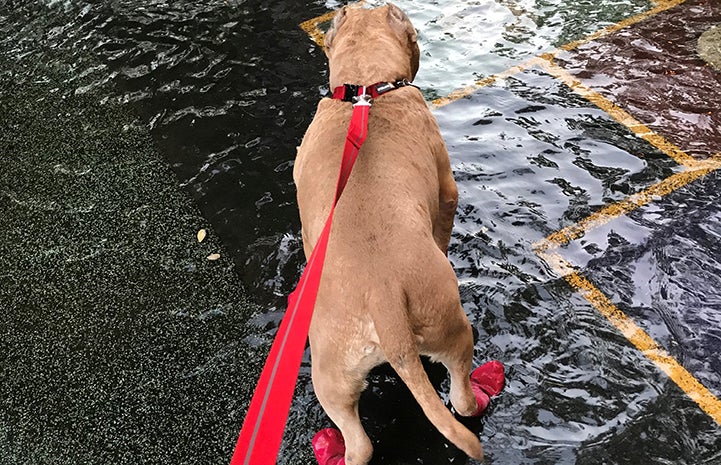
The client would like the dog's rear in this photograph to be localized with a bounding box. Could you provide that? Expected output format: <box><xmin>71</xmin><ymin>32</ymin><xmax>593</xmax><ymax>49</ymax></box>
<box><xmin>294</xmin><ymin>4</ymin><xmax>484</xmax><ymax>464</ymax></box>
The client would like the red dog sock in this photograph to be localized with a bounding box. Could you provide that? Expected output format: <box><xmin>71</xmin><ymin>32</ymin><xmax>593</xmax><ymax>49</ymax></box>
<box><xmin>469</xmin><ymin>360</ymin><xmax>505</xmax><ymax>416</ymax></box>
<box><xmin>312</xmin><ymin>428</ymin><xmax>346</xmax><ymax>465</ymax></box>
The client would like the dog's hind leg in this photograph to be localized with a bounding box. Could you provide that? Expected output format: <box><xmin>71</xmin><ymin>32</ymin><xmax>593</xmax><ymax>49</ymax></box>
<box><xmin>429</xmin><ymin>304</ymin><xmax>505</xmax><ymax>417</ymax></box>
<box><xmin>311</xmin><ymin>353</ymin><xmax>374</xmax><ymax>465</ymax></box>
<box><xmin>432</xmin><ymin>310</ymin><xmax>480</xmax><ymax>417</ymax></box>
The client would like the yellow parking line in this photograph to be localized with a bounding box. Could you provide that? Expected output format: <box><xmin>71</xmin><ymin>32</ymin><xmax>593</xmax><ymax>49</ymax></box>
<box><xmin>299</xmin><ymin>10</ymin><xmax>336</xmax><ymax>47</ymax></box>
<box><xmin>533</xmin><ymin>159</ymin><xmax>721</xmax><ymax>253</ymax></box>
<box><xmin>531</xmin><ymin>9</ymin><xmax>721</xmax><ymax>425</ymax></box>
<box><xmin>430</xmin><ymin>0</ymin><xmax>687</xmax><ymax>107</ymax></box>
<box><xmin>536</xmin><ymin>156</ymin><xmax>721</xmax><ymax>426</ymax></box>
<box><xmin>537</xmin><ymin>58</ymin><xmax>699</xmax><ymax>167</ymax></box>
<box><xmin>551</xmin><ymin>261</ymin><xmax>721</xmax><ymax>426</ymax></box>
<box><xmin>559</xmin><ymin>0</ymin><xmax>686</xmax><ymax>52</ymax></box>
<box><xmin>430</xmin><ymin>57</ymin><xmax>546</xmax><ymax>108</ymax></box>
<box><xmin>299</xmin><ymin>0</ymin><xmax>366</xmax><ymax>48</ymax></box>
<box><xmin>533</xmin><ymin>53</ymin><xmax>721</xmax><ymax>252</ymax></box>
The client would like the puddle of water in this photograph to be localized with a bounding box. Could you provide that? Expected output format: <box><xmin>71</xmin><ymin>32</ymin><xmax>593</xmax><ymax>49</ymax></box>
<box><xmin>437</xmin><ymin>71</ymin><xmax>678</xmax><ymax>242</ymax></box>
<box><xmin>572</xmin><ymin>172</ymin><xmax>721</xmax><ymax>399</ymax></box>
<box><xmin>428</xmin><ymin>71</ymin><xmax>721</xmax><ymax>464</ymax></box>
<box><xmin>3</xmin><ymin>0</ymin><xmax>721</xmax><ymax>464</ymax></box>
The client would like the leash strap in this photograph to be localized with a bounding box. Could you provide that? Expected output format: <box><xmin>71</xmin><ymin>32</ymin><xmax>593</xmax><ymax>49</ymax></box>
<box><xmin>230</xmin><ymin>86</ymin><xmax>371</xmax><ymax>465</ymax></box>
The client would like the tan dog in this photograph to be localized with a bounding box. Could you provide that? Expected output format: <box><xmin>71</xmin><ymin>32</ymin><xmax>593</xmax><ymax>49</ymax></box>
<box><xmin>294</xmin><ymin>4</ymin><xmax>496</xmax><ymax>464</ymax></box>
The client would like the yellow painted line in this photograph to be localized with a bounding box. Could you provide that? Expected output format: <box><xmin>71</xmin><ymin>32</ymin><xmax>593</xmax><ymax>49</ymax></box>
<box><xmin>533</xmin><ymin>50</ymin><xmax>721</xmax><ymax>252</ymax></box>
<box><xmin>429</xmin><ymin>0</ymin><xmax>687</xmax><ymax>107</ymax></box>
<box><xmin>549</xmin><ymin>68</ymin><xmax>692</xmax><ymax>165</ymax></box>
<box><xmin>535</xmin><ymin>249</ymin><xmax>578</xmax><ymax>277</ymax></box>
<box><xmin>537</xmin><ymin>58</ymin><xmax>699</xmax><ymax>167</ymax></box>
<box><xmin>430</xmin><ymin>57</ymin><xmax>546</xmax><ymax>108</ymax></box>
<box><xmin>554</xmin><ymin>263</ymin><xmax>721</xmax><ymax>426</ymax></box>
<box><xmin>299</xmin><ymin>0</ymin><xmax>366</xmax><ymax>48</ymax></box>
<box><xmin>559</xmin><ymin>0</ymin><xmax>686</xmax><ymax>52</ymax></box>
<box><xmin>299</xmin><ymin>10</ymin><xmax>336</xmax><ymax>47</ymax></box>
<box><xmin>533</xmin><ymin>160</ymin><xmax>721</xmax><ymax>252</ymax></box>
<box><xmin>531</xmin><ymin>0</ymin><xmax>721</xmax><ymax>423</ymax></box>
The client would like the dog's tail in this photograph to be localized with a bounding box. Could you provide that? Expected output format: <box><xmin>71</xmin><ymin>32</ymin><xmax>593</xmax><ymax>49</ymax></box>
<box><xmin>371</xmin><ymin>305</ymin><xmax>484</xmax><ymax>461</ymax></box>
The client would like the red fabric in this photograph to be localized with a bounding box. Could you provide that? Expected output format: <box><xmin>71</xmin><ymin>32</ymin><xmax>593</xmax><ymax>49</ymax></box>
<box><xmin>312</xmin><ymin>428</ymin><xmax>346</xmax><ymax>465</ymax></box>
<box><xmin>469</xmin><ymin>360</ymin><xmax>505</xmax><ymax>417</ymax></box>
<box><xmin>332</xmin><ymin>85</ymin><xmax>348</xmax><ymax>100</ymax></box>
<box><xmin>332</xmin><ymin>86</ymin><xmax>346</xmax><ymax>100</ymax></box>
<box><xmin>331</xmin><ymin>83</ymin><xmax>385</xmax><ymax>101</ymax></box>
<box><xmin>230</xmin><ymin>91</ymin><xmax>370</xmax><ymax>465</ymax></box>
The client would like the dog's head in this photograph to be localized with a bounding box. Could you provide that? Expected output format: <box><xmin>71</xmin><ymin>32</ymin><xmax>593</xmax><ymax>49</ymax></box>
<box><xmin>324</xmin><ymin>3</ymin><xmax>420</xmax><ymax>86</ymax></box>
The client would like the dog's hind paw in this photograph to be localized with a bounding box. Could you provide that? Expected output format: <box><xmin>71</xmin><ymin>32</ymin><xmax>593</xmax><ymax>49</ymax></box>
<box><xmin>470</xmin><ymin>360</ymin><xmax>505</xmax><ymax>416</ymax></box>
<box><xmin>312</xmin><ymin>428</ymin><xmax>346</xmax><ymax>465</ymax></box>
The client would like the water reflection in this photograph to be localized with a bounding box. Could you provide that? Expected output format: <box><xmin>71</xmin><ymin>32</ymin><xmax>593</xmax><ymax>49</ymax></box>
<box><xmin>357</xmin><ymin>0</ymin><xmax>651</xmax><ymax>97</ymax></box>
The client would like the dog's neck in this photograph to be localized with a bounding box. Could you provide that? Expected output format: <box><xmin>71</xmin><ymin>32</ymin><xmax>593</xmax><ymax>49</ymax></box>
<box><xmin>327</xmin><ymin>43</ymin><xmax>414</xmax><ymax>90</ymax></box>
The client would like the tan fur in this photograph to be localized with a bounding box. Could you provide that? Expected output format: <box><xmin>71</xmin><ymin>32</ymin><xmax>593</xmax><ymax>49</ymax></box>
<box><xmin>294</xmin><ymin>4</ymin><xmax>483</xmax><ymax>464</ymax></box>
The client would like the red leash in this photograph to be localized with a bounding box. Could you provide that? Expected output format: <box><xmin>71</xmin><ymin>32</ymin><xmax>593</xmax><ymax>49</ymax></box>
<box><xmin>230</xmin><ymin>81</ymin><xmax>413</xmax><ymax>465</ymax></box>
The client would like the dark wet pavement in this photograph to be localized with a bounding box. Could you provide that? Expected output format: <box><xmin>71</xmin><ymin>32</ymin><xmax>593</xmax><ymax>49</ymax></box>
<box><xmin>0</xmin><ymin>53</ymin><xmax>265</xmax><ymax>464</ymax></box>
<box><xmin>550</xmin><ymin>0</ymin><xmax>721</xmax><ymax>399</ymax></box>
<box><xmin>434</xmin><ymin>72</ymin><xmax>721</xmax><ymax>464</ymax></box>
<box><xmin>2</xmin><ymin>0</ymin><xmax>721</xmax><ymax>464</ymax></box>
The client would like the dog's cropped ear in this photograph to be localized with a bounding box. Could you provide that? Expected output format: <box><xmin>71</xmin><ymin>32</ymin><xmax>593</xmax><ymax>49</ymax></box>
<box><xmin>387</xmin><ymin>3</ymin><xmax>417</xmax><ymax>43</ymax></box>
<box><xmin>386</xmin><ymin>3</ymin><xmax>420</xmax><ymax>80</ymax></box>
<box><xmin>323</xmin><ymin>6</ymin><xmax>348</xmax><ymax>55</ymax></box>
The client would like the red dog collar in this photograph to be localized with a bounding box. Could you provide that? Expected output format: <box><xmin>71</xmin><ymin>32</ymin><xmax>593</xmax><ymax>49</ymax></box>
<box><xmin>331</xmin><ymin>79</ymin><xmax>417</xmax><ymax>103</ymax></box>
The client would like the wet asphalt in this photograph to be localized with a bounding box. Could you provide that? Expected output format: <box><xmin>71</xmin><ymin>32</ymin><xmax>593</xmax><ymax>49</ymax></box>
<box><xmin>0</xmin><ymin>51</ymin><xmax>269</xmax><ymax>463</ymax></box>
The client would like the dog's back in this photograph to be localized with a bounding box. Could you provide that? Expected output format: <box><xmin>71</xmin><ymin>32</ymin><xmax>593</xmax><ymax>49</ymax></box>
<box><xmin>295</xmin><ymin>87</ymin><xmax>442</xmax><ymax>255</ymax></box>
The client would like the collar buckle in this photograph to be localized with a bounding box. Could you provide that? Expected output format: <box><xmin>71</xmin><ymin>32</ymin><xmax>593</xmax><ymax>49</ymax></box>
<box><xmin>342</xmin><ymin>84</ymin><xmax>360</xmax><ymax>101</ymax></box>
<box><xmin>352</xmin><ymin>94</ymin><xmax>373</xmax><ymax>107</ymax></box>
<box><xmin>352</xmin><ymin>86</ymin><xmax>373</xmax><ymax>107</ymax></box>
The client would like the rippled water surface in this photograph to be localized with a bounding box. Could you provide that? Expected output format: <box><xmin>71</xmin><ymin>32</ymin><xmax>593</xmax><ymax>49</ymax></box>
<box><xmin>334</xmin><ymin>0</ymin><xmax>651</xmax><ymax>98</ymax></box>
<box><xmin>2</xmin><ymin>0</ymin><xmax>721</xmax><ymax>464</ymax></box>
